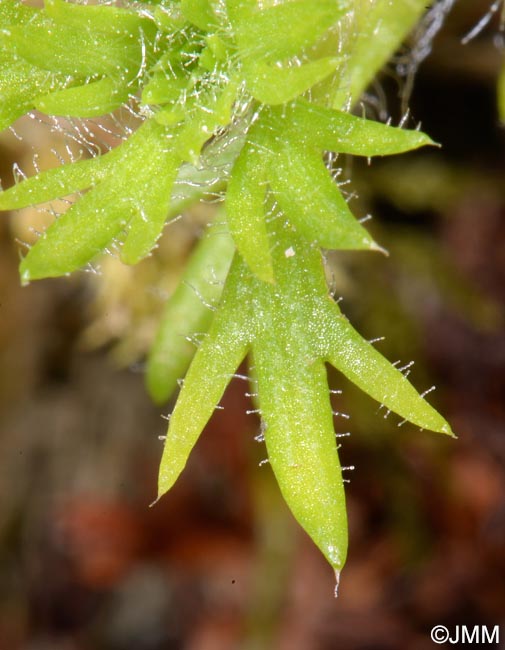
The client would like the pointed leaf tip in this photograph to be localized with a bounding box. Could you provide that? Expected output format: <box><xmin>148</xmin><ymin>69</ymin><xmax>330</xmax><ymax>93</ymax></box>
<box><xmin>370</xmin><ymin>241</ymin><xmax>389</xmax><ymax>256</ymax></box>
<box><xmin>325</xmin><ymin>310</ymin><xmax>454</xmax><ymax>436</ymax></box>
<box><xmin>20</xmin><ymin>267</ymin><xmax>31</xmax><ymax>287</ymax></box>
<box><xmin>334</xmin><ymin>570</ymin><xmax>341</xmax><ymax>598</ymax></box>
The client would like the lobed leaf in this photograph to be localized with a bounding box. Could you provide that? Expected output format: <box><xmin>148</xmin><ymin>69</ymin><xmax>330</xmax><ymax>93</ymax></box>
<box><xmin>157</xmin><ymin>218</ymin><xmax>453</xmax><ymax>571</ymax></box>
<box><xmin>18</xmin><ymin>119</ymin><xmax>180</xmax><ymax>280</ymax></box>
<box><xmin>0</xmin><ymin>51</ymin><xmax>67</xmax><ymax>131</ymax></box>
<box><xmin>120</xmin><ymin>157</ymin><xmax>181</xmax><ymax>265</ymax></box>
<box><xmin>0</xmin><ymin>0</ymin><xmax>453</xmax><ymax>579</ymax></box>
<box><xmin>174</xmin><ymin>78</ymin><xmax>239</xmax><ymax>164</ymax></box>
<box><xmin>18</xmin><ymin>179</ymin><xmax>127</xmax><ymax>283</ymax></box>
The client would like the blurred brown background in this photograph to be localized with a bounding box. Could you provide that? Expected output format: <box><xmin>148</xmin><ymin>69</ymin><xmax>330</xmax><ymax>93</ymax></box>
<box><xmin>0</xmin><ymin>2</ymin><xmax>504</xmax><ymax>648</ymax></box>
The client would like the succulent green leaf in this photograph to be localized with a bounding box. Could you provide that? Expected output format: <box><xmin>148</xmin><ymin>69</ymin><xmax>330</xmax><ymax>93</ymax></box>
<box><xmin>226</xmin><ymin>139</ymin><xmax>273</xmax><ymax>282</ymax></box>
<box><xmin>158</xmin><ymin>218</ymin><xmax>452</xmax><ymax>570</ymax></box>
<box><xmin>34</xmin><ymin>77</ymin><xmax>131</xmax><ymax>118</ymax></box>
<box><xmin>44</xmin><ymin>0</ymin><xmax>150</xmax><ymax>35</ymax></box>
<box><xmin>323</xmin><ymin>308</ymin><xmax>454</xmax><ymax>436</ymax></box>
<box><xmin>157</xmin><ymin>258</ymin><xmax>250</xmax><ymax>497</ymax></box>
<box><xmin>0</xmin><ymin>155</ymin><xmax>116</xmax><ymax>211</ymax></box>
<box><xmin>243</xmin><ymin>57</ymin><xmax>340</xmax><ymax>105</ymax></box>
<box><xmin>280</xmin><ymin>100</ymin><xmax>437</xmax><ymax>156</ymax></box>
<box><xmin>147</xmin><ymin>221</ymin><xmax>235</xmax><ymax>404</ymax></box>
<box><xmin>332</xmin><ymin>0</ymin><xmax>430</xmax><ymax>108</ymax></box>
<box><xmin>268</xmin><ymin>141</ymin><xmax>377</xmax><ymax>250</ymax></box>
<box><xmin>254</xmin><ymin>348</ymin><xmax>348</xmax><ymax>571</ymax></box>
<box><xmin>18</xmin><ymin>119</ymin><xmax>180</xmax><ymax>280</ymax></box>
<box><xmin>0</xmin><ymin>3</ymin><xmax>69</xmax><ymax>130</ymax></box>
<box><xmin>0</xmin><ymin>50</ymin><xmax>67</xmax><ymax>131</ymax></box>
<box><xmin>7</xmin><ymin>20</ymin><xmax>142</xmax><ymax>78</ymax></box>
<box><xmin>229</xmin><ymin>0</ymin><xmax>346</xmax><ymax>61</ymax></box>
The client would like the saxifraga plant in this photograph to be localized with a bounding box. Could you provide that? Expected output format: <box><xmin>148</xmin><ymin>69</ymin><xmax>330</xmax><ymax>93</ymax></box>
<box><xmin>0</xmin><ymin>0</ymin><xmax>454</xmax><ymax>591</ymax></box>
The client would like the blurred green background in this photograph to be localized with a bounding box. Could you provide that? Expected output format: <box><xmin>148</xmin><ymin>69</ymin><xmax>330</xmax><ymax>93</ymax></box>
<box><xmin>0</xmin><ymin>1</ymin><xmax>504</xmax><ymax>648</ymax></box>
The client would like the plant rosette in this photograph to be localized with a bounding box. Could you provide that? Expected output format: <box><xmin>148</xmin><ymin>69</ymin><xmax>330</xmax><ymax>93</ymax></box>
<box><xmin>0</xmin><ymin>0</ymin><xmax>453</xmax><ymax>588</ymax></box>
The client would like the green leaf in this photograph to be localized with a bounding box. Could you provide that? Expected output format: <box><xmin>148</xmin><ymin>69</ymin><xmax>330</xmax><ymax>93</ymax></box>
<box><xmin>7</xmin><ymin>20</ymin><xmax>142</xmax><ymax>78</ymax></box>
<box><xmin>0</xmin><ymin>154</ymin><xmax>116</xmax><ymax>211</ymax></box>
<box><xmin>18</xmin><ymin>173</ymin><xmax>129</xmax><ymax>283</ymax></box>
<box><xmin>0</xmin><ymin>2</ymin><xmax>69</xmax><ymax>130</ymax></box>
<box><xmin>142</xmin><ymin>72</ymin><xmax>188</xmax><ymax>107</ymax></box>
<box><xmin>147</xmin><ymin>221</ymin><xmax>235</xmax><ymax>404</ymax></box>
<box><xmin>34</xmin><ymin>77</ymin><xmax>131</xmax><ymax>118</ymax></box>
<box><xmin>168</xmin><ymin>128</ymin><xmax>245</xmax><ymax>216</ymax></box>
<box><xmin>253</xmin><ymin>347</ymin><xmax>348</xmax><ymax>572</ymax></box>
<box><xmin>174</xmin><ymin>78</ymin><xmax>239</xmax><ymax>163</ymax></box>
<box><xmin>158</xmin><ymin>218</ymin><xmax>453</xmax><ymax>572</ymax></box>
<box><xmin>226</xmin><ymin>138</ymin><xmax>273</xmax><ymax>282</ymax></box>
<box><xmin>18</xmin><ymin>119</ymin><xmax>181</xmax><ymax>280</ymax></box>
<box><xmin>0</xmin><ymin>50</ymin><xmax>67</xmax><ymax>131</ymax></box>
<box><xmin>200</xmin><ymin>34</ymin><xmax>229</xmax><ymax>70</ymax></box>
<box><xmin>0</xmin><ymin>0</ymin><xmax>156</xmax><ymax>126</ymax></box>
<box><xmin>225</xmin><ymin>0</ymin><xmax>257</xmax><ymax>24</ymax></box>
<box><xmin>331</xmin><ymin>0</ymin><xmax>430</xmax><ymax>108</ymax></box>
<box><xmin>157</xmin><ymin>257</ymin><xmax>250</xmax><ymax>497</ymax></box>
<box><xmin>279</xmin><ymin>100</ymin><xmax>437</xmax><ymax>156</ymax></box>
<box><xmin>1</xmin><ymin>0</ymin><xmax>452</xmax><ymax>580</ymax></box>
<box><xmin>323</xmin><ymin>308</ymin><xmax>454</xmax><ymax>435</ymax></box>
<box><xmin>268</xmin><ymin>140</ymin><xmax>377</xmax><ymax>250</ymax></box>
<box><xmin>44</xmin><ymin>0</ymin><xmax>150</xmax><ymax>35</ymax></box>
<box><xmin>243</xmin><ymin>57</ymin><xmax>340</xmax><ymax>105</ymax></box>
<box><xmin>0</xmin><ymin>0</ymin><xmax>38</xmax><ymax>24</ymax></box>
<box><xmin>120</xmin><ymin>154</ymin><xmax>181</xmax><ymax>265</ymax></box>
<box><xmin>229</xmin><ymin>0</ymin><xmax>346</xmax><ymax>61</ymax></box>
<box><xmin>153</xmin><ymin>5</ymin><xmax>186</xmax><ymax>32</ymax></box>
